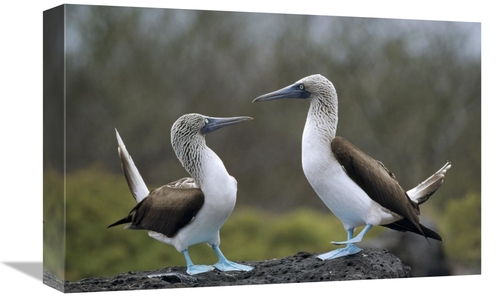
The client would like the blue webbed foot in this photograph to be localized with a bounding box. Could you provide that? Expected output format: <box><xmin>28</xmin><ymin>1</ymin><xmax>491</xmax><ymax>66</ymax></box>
<box><xmin>182</xmin><ymin>249</ymin><xmax>214</xmax><ymax>275</ymax></box>
<box><xmin>212</xmin><ymin>245</ymin><xmax>254</xmax><ymax>272</ymax></box>
<box><xmin>186</xmin><ymin>264</ymin><xmax>214</xmax><ymax>275</ymax></box>
<box><xmin>214</xmin><ymin>259</ymin><xmax>254</xmax><ymax>272</ymax></box>
<box><xmin>317</xmin><ymin>244</ymin><xmax>362</xmax><ymax>260</ymax></box>
<box><xmin>318</xmin><ymin>225</ymin><xmax>373</xmax><ymax>260</ymax></box>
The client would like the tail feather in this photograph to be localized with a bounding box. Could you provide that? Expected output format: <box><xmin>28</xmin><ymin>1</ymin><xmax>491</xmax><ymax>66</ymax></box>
<box><xmin>115</xmin><ymin>129</ymin><xmax>150</xmax><ymax>203</ymax></box>
<box><xmin>383</xmin><ymin>219</ymin><xmax>443</xmax><ymax>241</ymax></box>
<box><xmin>407</xmin><ymin>161</ymin><xmax>451</xmax><ymax>205</ymax></box>
<box><xmin>107</xmin><ymin>217</ymin><xmax>131</xmax><ymax>228</ymax></box>
<box><xmin>419</xmin><ymin>223</ymin><xmax>443</xmax><ymax>241</ymax></box>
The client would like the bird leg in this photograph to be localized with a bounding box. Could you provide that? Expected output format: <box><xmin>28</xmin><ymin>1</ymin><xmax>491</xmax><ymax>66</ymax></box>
<box><xmin>316</xmin><ymin>226</ymin><xmax>372</xmax><ymax>260</ymax></box>
<box><xmin>331</xmin><ymin>224</ymin><xmax>373</xmax><ymax>245</ymax></box>
<box><xmin>182</xmin><ymin>249</ymin><xmax>214</xmax><ymax>275</ymax></box>
<box><xmin>211</xmin><ymin>245</ymin><xmax>254</xmax><ymax>272</ymax></box>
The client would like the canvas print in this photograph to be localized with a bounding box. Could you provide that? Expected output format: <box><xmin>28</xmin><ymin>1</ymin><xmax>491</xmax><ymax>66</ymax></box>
<box><xmin>43</xmin><ymin>4</ymin><xmax>481</xmax><ymax>293</ymax></box>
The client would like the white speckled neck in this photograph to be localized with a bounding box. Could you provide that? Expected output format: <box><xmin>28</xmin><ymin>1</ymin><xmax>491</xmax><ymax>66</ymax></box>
<box><xmin>299</xmin><ymin>74</ymin><xmax>339</xmax><ymax>146</ymax></box>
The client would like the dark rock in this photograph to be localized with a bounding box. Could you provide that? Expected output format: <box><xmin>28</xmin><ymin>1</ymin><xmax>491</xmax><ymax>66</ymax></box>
<box><xmin>43</xmin><ymin>248</ymin><xmax>412</xmax><ymax>293</ymax></box>
<box><xmin>359</xmin><ymin>220</ymin><xmax>451</xmax><ymax>277</ymax></box>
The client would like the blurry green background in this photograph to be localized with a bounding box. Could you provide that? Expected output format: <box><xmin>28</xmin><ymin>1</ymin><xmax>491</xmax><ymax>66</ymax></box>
<box><xmin>43</xmin><ymin>5</ymin><xmax>480</xmax><ymax>282</ymax></box>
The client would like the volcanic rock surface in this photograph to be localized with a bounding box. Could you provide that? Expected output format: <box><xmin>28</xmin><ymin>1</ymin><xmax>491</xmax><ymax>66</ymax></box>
<box><xmin>43</xmin><ymin>248</ymin><xmax>412</xmax><ymax>293</ymax></box>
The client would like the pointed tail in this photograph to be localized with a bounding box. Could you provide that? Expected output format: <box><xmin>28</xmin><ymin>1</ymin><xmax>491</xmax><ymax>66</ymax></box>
<box><xmin>107</xmin><ymin>217</ymin><xmax>131</xmax><ymax>228</ymax></box>
<box><xmin>383</xmin><ymin>219</ymin><xmax>443</xmax><ymax>241</ymax></box>
<box><xmin>407</xmin><ymin>161</ymin><xmax>451</xmax><ymax>205</ymax></box>
<box><xmin>115</xmin><ymin>129</ymin><xmax>150</xmax><ymax>203</ymax></box>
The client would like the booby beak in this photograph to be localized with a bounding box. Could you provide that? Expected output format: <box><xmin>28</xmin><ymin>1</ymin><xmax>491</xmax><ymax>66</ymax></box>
<box><xmin>201</xmin><ymin>116</ymin><xmax>253</xmax><ymax>134</ymax></box>
<box><xmin>252</xmin><ymin>83</ymin><xmax>311</xmax><ymax>103</ymax></box>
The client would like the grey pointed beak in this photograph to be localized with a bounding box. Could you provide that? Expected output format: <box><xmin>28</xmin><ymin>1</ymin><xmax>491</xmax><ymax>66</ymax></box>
<box><xmin>252</xmin><ymin>83</ymin><xmax>311</xmax><ymax>103</ymax></box>
<box><xmin>200</xmin><ymin>116</ymin><xmax>253</xmax><ymax>134</ymax></box>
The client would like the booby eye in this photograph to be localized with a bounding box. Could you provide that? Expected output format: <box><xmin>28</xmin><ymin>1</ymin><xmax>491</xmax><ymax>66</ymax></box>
<box><xmin>204</xmin><ymin>118</ymin><xmax>209</xmax><ymax>124</ymax></box>
<box><xmin>298</xmin><ymin>84</ymin><xmax>305</xmax><ymax>90</ymax></box>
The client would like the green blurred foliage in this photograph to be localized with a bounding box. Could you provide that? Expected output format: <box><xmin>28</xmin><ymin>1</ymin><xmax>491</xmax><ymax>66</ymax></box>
<box><xmin>442</xmin><ymin>192</ymin><xmax>481</xmax><ymax>270</ymax></box>
<box><xmin>43</xmin><ymin>165</ymin><xmax>65</xmax><ymax>280</ymax></box>
<box><xmin>43</xmin><ymin>5</ymin><xmax>481</xmax><ymax>281</ymax></box>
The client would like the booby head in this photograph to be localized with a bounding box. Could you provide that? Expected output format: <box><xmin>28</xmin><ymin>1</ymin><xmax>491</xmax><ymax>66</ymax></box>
<box><xmin>172</xmin><ymin>113</ymin><xmax>252</xmax><ymax>137</ymax></box>
<box><xmin>171</xmin><ymin>113</ymin><xmax>252</xmax><ymax>177</ymax></box>
<box><xmin>253</xmin><ymin>74</ymin><xmax>336</xmax><ymax>104</ymax></box>
<box><xmin>253</xmin><ymin>74</ymin><xmax>339</xmax><ymax>141</ymax></box>
<box><xmin>171</xmin><ymin>113</ymin><xmax>253</xmax><ymax>140</ymax></box>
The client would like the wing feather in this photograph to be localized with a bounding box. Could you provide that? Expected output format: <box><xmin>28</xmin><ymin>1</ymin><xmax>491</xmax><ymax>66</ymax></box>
<box><xmin>108</xmin><ymin>182</ymin><xmax>204</xmax><ymax>238</ymax></box>
<box><xmin>331</xmin><ymin>137</ymin><xmax>423</xmax><ymax>234</ymax></box>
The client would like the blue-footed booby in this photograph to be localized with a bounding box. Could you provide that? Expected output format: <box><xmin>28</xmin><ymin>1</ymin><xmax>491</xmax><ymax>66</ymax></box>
<box><xmin>108</xmin><ymin>113</ymin><xmax>254</xmax><ymax>275</ymax></box>
<box><xmin>253</xmin><ymin>74</ymin><xmax>451</xmax><ymax>260</ymax></box>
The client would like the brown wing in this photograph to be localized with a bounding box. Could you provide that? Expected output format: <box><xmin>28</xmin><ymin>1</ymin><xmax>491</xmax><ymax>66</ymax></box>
<box><xmin>108</xmin><ymin>184</ymin><xmax>204</xmax><ymax>238</ymax></box>
<box><xmin>331</xmin><ymin>137</ymin><xmax>423</xmax><ymax>234</ymax></box>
